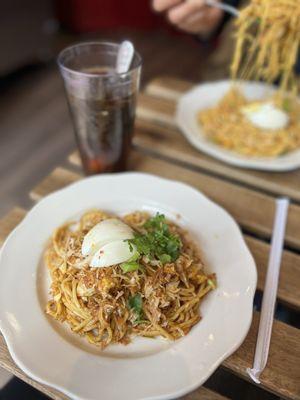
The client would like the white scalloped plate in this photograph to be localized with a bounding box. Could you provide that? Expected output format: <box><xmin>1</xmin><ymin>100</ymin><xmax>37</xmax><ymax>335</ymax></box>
<box><xmin>176</xmin><ymin>80</ymin><xmax>300</xmax><ymax>171</ymax></box>
<box><xmin>0</xmin><ymin>173</ymin><xmax>256</xmax><ymax>400</ymax></box>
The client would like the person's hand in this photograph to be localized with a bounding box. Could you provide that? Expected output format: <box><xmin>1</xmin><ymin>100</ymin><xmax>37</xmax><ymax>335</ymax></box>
<box><xmin>152</xmin><ymin>0</ymin><xmax>224</xmax><ymax>36</ymax></box>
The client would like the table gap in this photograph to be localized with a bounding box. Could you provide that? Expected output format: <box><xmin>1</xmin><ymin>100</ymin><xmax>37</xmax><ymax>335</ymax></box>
<box><xmin>241</xmin><ymin>226</ymin><xmax>300</xmax><ymax>255</ymax></box>
<box><xmin>254</xmin><ymin>291</ymin><xmax>300</xmax><ymax>328</ymax></box>
<box><xmin>205</xmin><ymin>368</ymin><xmax>281</xmax><ymax>400</ymax></box>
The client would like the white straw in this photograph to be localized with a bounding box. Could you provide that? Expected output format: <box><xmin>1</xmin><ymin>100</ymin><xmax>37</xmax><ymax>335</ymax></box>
<box><xmin>247</xmin><ymin>198</ymin><xmax>289</xmax><ymax>384</ymax></box>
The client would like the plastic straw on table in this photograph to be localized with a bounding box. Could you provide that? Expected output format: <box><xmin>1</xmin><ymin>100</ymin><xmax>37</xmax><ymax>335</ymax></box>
<box><xmin>247</xmin><ymin>197</ymin><xmax>289</xmax><ymax>384</ymax></box>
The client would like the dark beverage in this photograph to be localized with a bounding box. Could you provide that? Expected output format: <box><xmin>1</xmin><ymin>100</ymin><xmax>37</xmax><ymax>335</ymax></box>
<box><xmin>58</xmin><ymin>42</ymin><xmax>141</xmax><ymax>175</ymax></box>
<box><xmin>68</xmin><ymin>90</ymin><xmax>136</xmax><ymax>175</ymax></box>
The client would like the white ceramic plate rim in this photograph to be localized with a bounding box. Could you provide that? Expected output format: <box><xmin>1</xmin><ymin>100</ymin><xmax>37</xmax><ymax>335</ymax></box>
<box><xmin>176</xmin><ymin>80</ymin><xmax>300</xmax><ymax>171</ymax></box>
<box><xmin>0</xmin><ymin>172</ymin><xmax>257</xmax><ymax>400</ymax></box>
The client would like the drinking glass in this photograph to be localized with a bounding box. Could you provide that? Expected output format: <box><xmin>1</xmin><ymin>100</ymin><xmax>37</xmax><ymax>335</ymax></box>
<box><xmin>58</xmin><ymin>41</ymin><xmax>142</xmax><ymax>175</ymax></box>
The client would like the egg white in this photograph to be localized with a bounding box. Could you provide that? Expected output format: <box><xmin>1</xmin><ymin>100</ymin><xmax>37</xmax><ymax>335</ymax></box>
<box><xmin>90</xmin><ymin>240</ymin><xmax>137</xmax><ymax>268</ymax></box>
<box><xmin>241</xmin><ymin>102</ymin><xmax>289</xmax><ymax>131</ymax></box>
<box><xmin>82</xmin><ymin>218</ymin><xmax>134</xmax><ymax>257</ymax></box>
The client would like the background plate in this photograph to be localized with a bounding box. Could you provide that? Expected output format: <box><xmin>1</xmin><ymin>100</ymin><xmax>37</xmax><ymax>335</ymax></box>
<box><xmin>176</xmin><ymin>80</ymin><xmax>300</xmax><ymax>171</ymax></box>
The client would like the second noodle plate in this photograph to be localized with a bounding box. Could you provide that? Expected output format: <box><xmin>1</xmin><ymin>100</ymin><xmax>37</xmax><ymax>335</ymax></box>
<box><xmin>176</xmin><ymin>80</ymin><xmax>300</xmax><ymax>171</ymax></box>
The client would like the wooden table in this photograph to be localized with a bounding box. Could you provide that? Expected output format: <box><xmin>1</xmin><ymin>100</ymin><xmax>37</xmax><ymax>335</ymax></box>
<box><xmin>0</xmin><ymin>76</ymin><xmax>299</xmax><ymax>400</ymax></box>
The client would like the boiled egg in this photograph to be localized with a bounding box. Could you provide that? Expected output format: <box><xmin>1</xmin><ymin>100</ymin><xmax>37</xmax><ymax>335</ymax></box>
<box><xmin>241</xmin><ymin>102</ymin><xmax>289</xmax><ymax>131</ymax></box>
<box><xmin>81</xmin><ymin>218</ymin><xmax>137</xmax><ymax>268</ymax></box>
<box><xmin>90</xmin><ymin>240</ymin><xmax>136</xmax><ymax>268</ymax></box>
<box><xmin>82</xmin><ymin>218</ymin><xmax>134</xmax><ymax>256</ymax></box>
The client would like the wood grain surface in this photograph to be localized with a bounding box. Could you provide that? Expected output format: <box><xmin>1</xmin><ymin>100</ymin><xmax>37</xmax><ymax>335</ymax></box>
<box><xmin>223</xmin><ymin>312</ymin><xmax>300</xmax><ymax>400</ymax></box>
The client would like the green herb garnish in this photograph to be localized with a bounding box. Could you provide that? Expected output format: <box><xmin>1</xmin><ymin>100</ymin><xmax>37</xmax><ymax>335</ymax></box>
<box><xmin>127</xmin><ymin>213</ymin><xmax>181</xmax><ymax>264</ymax></box>
<box><xmin>120</xmin><ymin>249</ymin><xmax>142</xmax><ymax>273</ymax></box>
<box><xmin>120</xmin><ymin>261</ymin><xmax>140</xmax><ymax>273</ymax></box>
<box><xmin>127</xmin><ymin>250</ymin><xmax>140</xmax><ymax>262</ymax></box>
<box><xmin>128</xmin><ymin>293</ymin><xmax>144</xmax><ymax>323</ymax></box>
<box><xmin>134</xmin><ymin>319</ymin><xmax>148</xmax><ymax>324</ymax></box>
<box><xmin>158</xmin><ymin>254</ymin><xmax>172</xmax><ymax>264</ymax></box>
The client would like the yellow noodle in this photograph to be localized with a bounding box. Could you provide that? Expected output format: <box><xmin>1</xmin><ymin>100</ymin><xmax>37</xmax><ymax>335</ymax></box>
<box><xmin>45</xmin><ymin>210</ymin><xmax>215</xmax><ymax>349</ymax></box>
<box><xmin>198</xmin><ymin>88</ymin><xmax>300</xmax><ymax>158</ymax></box>
<box><xmin>231</xmin><ymin>0</ymin><xmax>300</xmax><ymax>94</ymax></box>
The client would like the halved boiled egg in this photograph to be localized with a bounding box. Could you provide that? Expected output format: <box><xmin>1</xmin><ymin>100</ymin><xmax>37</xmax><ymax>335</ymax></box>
<box><xmin>81</xmin><ymin>218</ymin><xmax>137</xmax><ymax>268</ymax></box>
<box><xmin>82</xmin><ymin>218</ymin><xmax>134</xmax><ymax>256</ymax></box>
<box><xmin>90</xmin><ymin>240</ymin><xmax>137</xmax><ymax>268</ymax></box>
<box><xmin>241</xmin><ymin>102</ymin><xmax>289</xmax><ymax>131</ymax></box>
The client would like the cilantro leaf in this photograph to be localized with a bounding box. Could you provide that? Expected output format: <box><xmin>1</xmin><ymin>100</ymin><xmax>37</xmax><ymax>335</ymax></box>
<box><xmin>127</xmin><ymin>213</ymin><xmax>181</xmax><ymax>264</ymax></box>
<box><xmin>128</xmin><ymin>294</ymin><xmax>144</xmax><ymax>322</ymax></box>
<box><xmin>120</xmin><ymin>261</ymin><xmax>140</xmax><ymax>273</ymax></box>
<box><xmin>134</xmin><ymin>318</ymin><xmax>149</xmax><ymax>325</ymax></box>
<box><xmin>158</xmin><ymin>253</ymin><xmax>171</xmax><ymax>264</ymax></box>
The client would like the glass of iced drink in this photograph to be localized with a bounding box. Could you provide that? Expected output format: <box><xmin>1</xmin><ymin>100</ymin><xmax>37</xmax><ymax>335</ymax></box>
<box><xmin>58</xmin><ymin>42</ymin><xmax>142</xmax><ymax>175</ymax></box>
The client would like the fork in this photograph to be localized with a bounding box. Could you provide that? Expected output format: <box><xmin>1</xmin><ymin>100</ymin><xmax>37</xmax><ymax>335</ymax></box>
<box><xmin>205</xmin><ymin>0</ymin><xmax>240</xmax><ymax>17</ymax></box>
